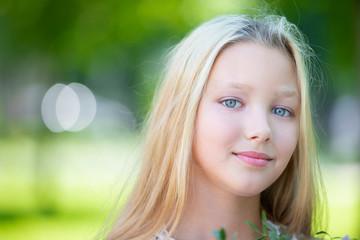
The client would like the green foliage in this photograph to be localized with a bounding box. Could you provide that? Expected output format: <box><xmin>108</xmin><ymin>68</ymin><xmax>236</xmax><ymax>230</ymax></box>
<box><xmin>212</xmin><ymin>210</ymin><xmax>359</xmax><ymax>240</ymax></box>
<box><xmin>315</xmin><ymin>231</ymin><xmax>358</xmax><ymax>240</ymax></box>
<box><xmin>212</xmin><ymin>226</ymin><xmax>237</xmax><ymax>240</ymax></box>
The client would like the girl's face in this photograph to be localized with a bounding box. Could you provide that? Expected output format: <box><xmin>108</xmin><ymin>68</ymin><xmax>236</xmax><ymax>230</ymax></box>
<box><xmin>192</xmin><ymin>42</ymin><xmax>300</xmax><ymax>197</ymax></box>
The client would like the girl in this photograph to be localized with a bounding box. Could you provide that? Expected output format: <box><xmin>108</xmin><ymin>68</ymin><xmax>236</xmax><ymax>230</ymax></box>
<box><xmin>105</xmin><ymin>14</ymin><xmax>325</xmax><ymax>240</ymax></box>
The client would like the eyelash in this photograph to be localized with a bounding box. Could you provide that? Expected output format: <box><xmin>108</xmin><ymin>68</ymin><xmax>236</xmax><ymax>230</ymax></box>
<box><xmin>271</xmin><ymin>107</ymin><xmax>294</xmax><ymax>117</ymax></box>
<box><xmin>221</xmin><ymin>99</ymin><xmax>294</xmax><ymax>117</ymax></box>
<box><xmin>222</xmin><ymin>99</ymin><xmax>242</xmax><ymax>108</ymax></box>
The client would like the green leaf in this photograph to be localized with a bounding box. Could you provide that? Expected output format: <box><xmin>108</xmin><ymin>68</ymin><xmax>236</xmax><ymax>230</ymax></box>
<box><xmin>243</xmin><ymin>221</ymin><xmax>262</xmax><ymax>234</ymax></box>
<box><xmin>279</xmin><ymin>225</ymin><xmax>287</xmax><ymax>234</ymax></box>
<box><xmin>230</xmin><ymin>232</ymin><xmax>238</xmax><ymax>240</ymax></box>
<box><xmin>211</xmin><ymin>230</ymin><xmax>222</xmax><ymax>240</ymax></box>
<box><xmin>316</xmin><ymin>231</ymin><xmax>332</xmax><ymax>239</ymax></box>
<box><xmin>268</xmin><ymin>230</ymin><xmax>280</xmax><ymax>240</ymax></box>
<box><xmin>255</xmin><ymin>237</ymin><xmax>266</xmax><ymax>240</ymax></box>
<box><xmin>220</xmin><ymin>228</ymin><xmax>226</xmax><ymax>240</ymax></box>
<box><xmin>279</xmin><ymin>234</ymin><xmax>292</xmax><ymax>240</ymax></box>
<box><xmin>212</xmin><ymin>227</ymin><xmax>227</xmax><ymax>240</ymax></box>
<box><xmin>278</xmin><ymin>225</ymin><xmax>292</xmax><ymax>240</ymax></box>
<box><xmin>263</xmin><ymin>221</ymin><xmax>280</xmax><ymax>240</ymax></box>
<box><xmin>261</xmin><ymin>211</ymin><xmax>268</xmax><ymax>235</ymax></box>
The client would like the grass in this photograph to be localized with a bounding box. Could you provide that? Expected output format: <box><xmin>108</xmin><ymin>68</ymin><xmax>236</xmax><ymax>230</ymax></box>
<box><xmin>322</xmin><ymin>162</ymin><xmax>360</xmax><ymax>237</ymax></box>
<box><xmin>0</xmin><ymin>213</ymin><xmax>100</xmax><ymax>240</ymax></box>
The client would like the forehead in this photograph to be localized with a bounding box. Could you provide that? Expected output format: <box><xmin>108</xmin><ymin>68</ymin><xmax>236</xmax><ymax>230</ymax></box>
<box><xmin>207</xmin><ymin>42</ymin><xmax>299</xmax><ymax>97</ymax></box>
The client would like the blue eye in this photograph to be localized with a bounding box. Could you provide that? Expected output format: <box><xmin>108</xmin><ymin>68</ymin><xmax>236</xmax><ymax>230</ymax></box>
<box><xmin>222</xmin><ymin>99</ymin><xmax>242</xmax><ymax>108</ymax></box>
<box><xmin>272</xmin><ymin>107</ymin><xmax>292</xmax><ymax>117</ymax></box>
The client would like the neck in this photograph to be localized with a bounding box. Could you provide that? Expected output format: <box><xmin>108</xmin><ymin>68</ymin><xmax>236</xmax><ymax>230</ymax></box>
<box><xmin>174</xmin><ymin>168</ymin><xmax>263</xmax><ymax>240</ymax></box>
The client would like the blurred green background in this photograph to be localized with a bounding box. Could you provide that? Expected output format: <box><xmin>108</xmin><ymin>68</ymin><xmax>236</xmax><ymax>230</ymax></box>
<box><xmin>0</xmin><ymin>0</ymin><xmax>359</xmax><ymax>239</ymax></box>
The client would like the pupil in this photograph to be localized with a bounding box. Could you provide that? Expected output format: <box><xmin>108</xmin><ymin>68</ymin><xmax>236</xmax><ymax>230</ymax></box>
<box><xmin>227</xmin><ymin>100</ymin><xmax>235</xmax><ymax>107</ymax></box>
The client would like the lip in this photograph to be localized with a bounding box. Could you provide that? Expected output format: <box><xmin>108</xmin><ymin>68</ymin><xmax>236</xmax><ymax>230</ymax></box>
<box><xmin>233</xmin><ymin>151</ymin><xmax>273</xmax><ymax>167</ymax></box>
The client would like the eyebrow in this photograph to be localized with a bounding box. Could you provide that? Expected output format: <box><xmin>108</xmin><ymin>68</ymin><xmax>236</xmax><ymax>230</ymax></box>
<box><xmin>276</xmin><ymin>87</ymin><xmax>299</xmax><ymax>99</ymax></box>
<box><xmin>226</xmin><ymin>82</ymin><xmax>254</xmax><ymax>91</ymax></box>
<box><xmin>225</xmin><ymin>82</ymin><xmax>299</xmax><ymax>99</ymax></box>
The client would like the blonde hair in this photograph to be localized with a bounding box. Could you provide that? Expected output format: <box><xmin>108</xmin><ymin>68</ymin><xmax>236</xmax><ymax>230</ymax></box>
<box><xmin>105</xmin><ymin>14</ymin><xmax>325</xmax><ymax>239</ymax></box>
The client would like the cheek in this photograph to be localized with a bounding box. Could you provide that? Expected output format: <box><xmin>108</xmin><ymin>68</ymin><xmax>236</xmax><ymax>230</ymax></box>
<box><xmin>193</xmin><ymin>104</ymin><xmax>238</xmax><ymax>161</ymax></box>
<box><xmin>274</xmin><ymin>122</ymin><xmax>299</xmax><ymax>161</ymax></box>
<box><xmin>196</xmin><ymin>109</ymin><xmax>237</xmax><ymax>139</ymax></box>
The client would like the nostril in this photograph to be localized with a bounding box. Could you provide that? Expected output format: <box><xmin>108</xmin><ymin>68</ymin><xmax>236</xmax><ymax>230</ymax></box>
<box><xmin>244</xmin><ymin>114</ymin><xmax>272</xmax><ymax>142</ymax></box>
<box><xmin>249</xmin><ymin>133</ymin><xmax>271</xmax><ymax>142</ymax></box>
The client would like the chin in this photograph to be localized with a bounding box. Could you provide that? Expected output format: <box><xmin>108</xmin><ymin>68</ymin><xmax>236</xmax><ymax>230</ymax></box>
<box><xmin>224</xmin><ymin>179</ymin><xmax>272</xmax><ymax>198</ymax></box>
<box><xmin>227</xmin><ymin>187</ymin><xmax>265</xmax><ymax>198</ymax></box>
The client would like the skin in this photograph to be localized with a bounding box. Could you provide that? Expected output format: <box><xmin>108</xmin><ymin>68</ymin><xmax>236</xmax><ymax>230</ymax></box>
<box><xmin>174</xmin><ymin>42</ymin><xmax>300</xmax><ymax>240</ymax></box>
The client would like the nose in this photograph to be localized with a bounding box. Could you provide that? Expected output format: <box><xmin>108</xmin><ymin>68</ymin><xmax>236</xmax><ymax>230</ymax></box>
<box><xmin>244</xmin><ymin>111</ymin><xmax>272</xmax><ymax>143</ymax></box>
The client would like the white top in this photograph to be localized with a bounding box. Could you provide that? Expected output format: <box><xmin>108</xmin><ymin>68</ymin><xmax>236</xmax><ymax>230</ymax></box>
<box><xmin>153</xmin><ymin>230</ymin><xmax>175</xmax><ymax>240</ymax></box>
<box><xmin>153</xmin><ymin>221</ymin><xmax>298</xmax><ymax>240</ymax></box>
